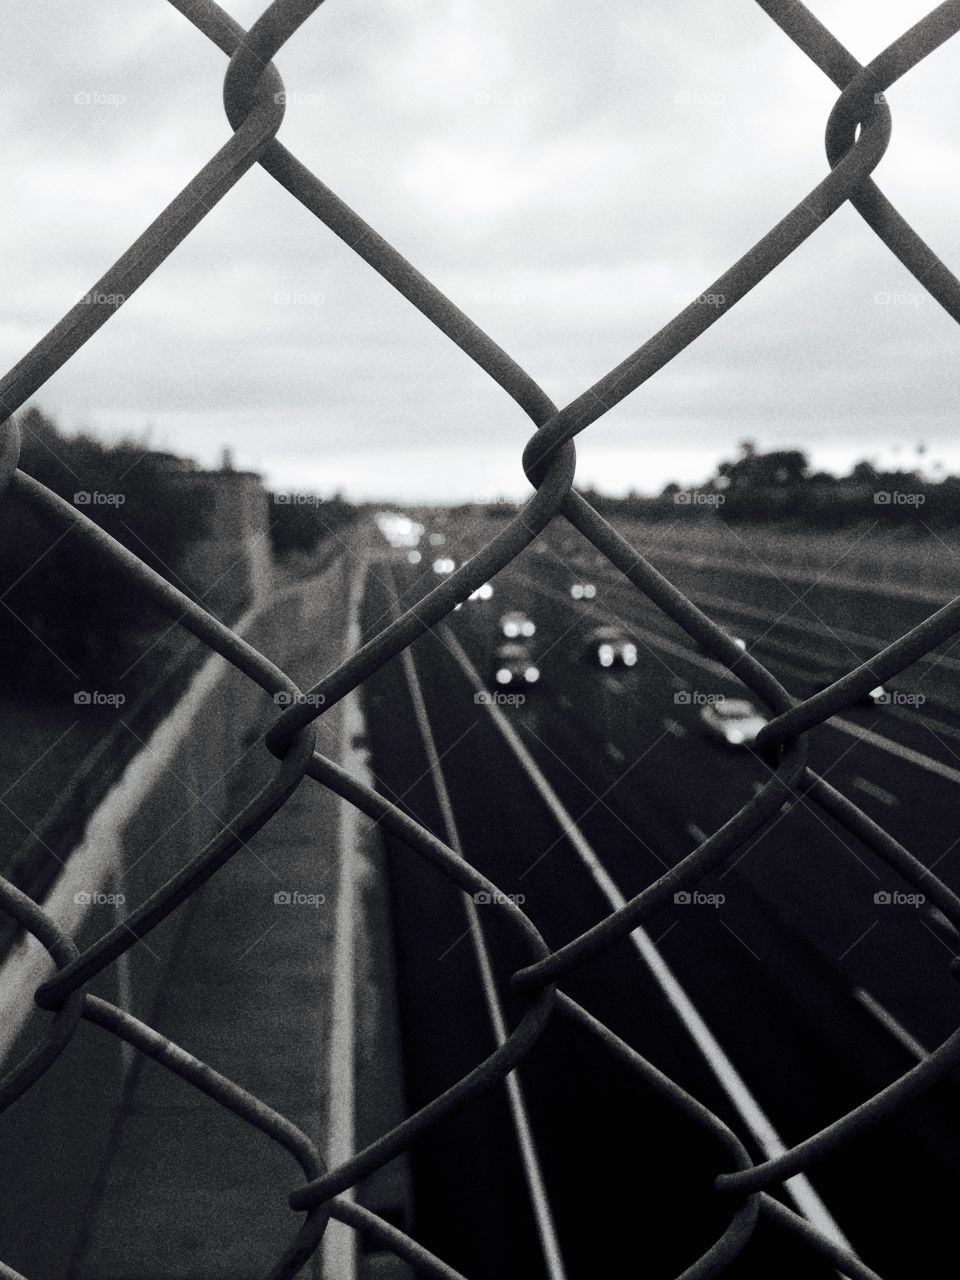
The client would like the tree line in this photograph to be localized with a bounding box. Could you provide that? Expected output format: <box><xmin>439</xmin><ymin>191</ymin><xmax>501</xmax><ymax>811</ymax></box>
<box><xmin>580</xmin><ymin>440</ymin><xmax>959</xmax><ymax>530</ymax></box>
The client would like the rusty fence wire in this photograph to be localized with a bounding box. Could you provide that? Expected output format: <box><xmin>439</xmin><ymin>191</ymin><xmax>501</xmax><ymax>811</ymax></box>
<box><xmin>3</xmin><ymin>1</ymin><xmax>960</xmax><ymax>1277</ymax></box>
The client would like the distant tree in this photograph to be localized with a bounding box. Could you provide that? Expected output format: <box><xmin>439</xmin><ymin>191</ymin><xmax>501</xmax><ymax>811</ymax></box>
<box><xmin>268</xmin><ymin>490</ymin><xmax>354</xmax><ymax>558</ymax></box>
<box><xmin>0</xmin><ymin>406</ymin><xmax>210</xmax><ymax>692</ymax></box>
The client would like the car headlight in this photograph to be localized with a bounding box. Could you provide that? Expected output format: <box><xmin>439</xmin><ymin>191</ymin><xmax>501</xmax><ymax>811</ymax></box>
<box><xmin>522</xmin><ymin>622</ymin><xmax>536</xmax><ymax>637</ymax></box>
<box><xmin>495</xmin><ymin>668</ymin><xmax>512</xmax><ymax>684</ymax></box>
<box><xmin>504</xmin><ymin>623</ymin><xmax>518</xmax><ymax>637</ymax></box>
<box><xmin>524</xmin><ymin>667</ymin><xmax>540</xmax><ymax>683</ymax></box>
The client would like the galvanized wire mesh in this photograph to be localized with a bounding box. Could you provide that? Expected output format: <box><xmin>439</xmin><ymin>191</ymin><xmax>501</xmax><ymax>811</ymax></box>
<box><xmin>2</xmin><ymin>1</ymin><xmax>960</xmax><ymax>1276</ymax></box>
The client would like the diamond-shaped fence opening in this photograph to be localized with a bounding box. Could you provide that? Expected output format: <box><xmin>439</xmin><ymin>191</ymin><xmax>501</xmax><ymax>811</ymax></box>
<box><xmin>2</xmin><ymin>2</ymin><xmax>960</xmax><ymax>1277</ymax></box>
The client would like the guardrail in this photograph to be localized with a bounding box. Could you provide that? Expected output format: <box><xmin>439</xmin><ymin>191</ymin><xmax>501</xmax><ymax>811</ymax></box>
<box><xmin>2</xmin><ymin>2</ymin><xmax>960</xmax><ymax>1277</ymax></box>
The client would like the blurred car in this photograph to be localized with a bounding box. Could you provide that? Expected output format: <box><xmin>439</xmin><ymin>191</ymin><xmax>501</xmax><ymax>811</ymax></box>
<box><xmin>500</xmin><ymin>609</ymin><xmax>536</xmax><ymax>638</ymax></box>
<box><xmin>699</xmin><ymin>698</ymin><xmax>767</xmax><ymax>747</ymax></box>
<box><xmin>570</xmin><ymin>582</ymin><xmax>597</xmax><ymax>600</ymax></box>
<box><xmin>432</xmin><ymin>556</ymin><xmax>456</xmax><ymax>575</ymax></box>
<box><xmin>454</xmin><ymin>582</ymin><xmax>494</xmax><ymax>612</ymax></box>
<box><xmin>492</xmin><ymin>643</ymin><xmax>540</xmax><ymax>686</ymax></box>
<box><xmin>698</xmin><ymin>634</ymin><xmax>747</xmax><ymax>656</ymax></box>
<box><xmin>374</xmin><ymin>511</ymin><xmax>423</xmax><ymax>548</ymax></box>
<box><xmin>584</xmin><ymin>625</ymin><xmax>638</xmax><ymax>668</ymax></box>
<box><xmin>813</xmin><ymin>673</ymin><xmax>887</xmax><ymax>707</ymax></box>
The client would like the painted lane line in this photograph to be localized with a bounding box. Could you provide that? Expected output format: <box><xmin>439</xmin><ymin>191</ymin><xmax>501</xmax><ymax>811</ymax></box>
<box><xmin>853</xmin><ymin>988</ymin><xmax>928</xmax><ymax>1062</ymax></box>
<box><xmin>392</xmin><ymin>584</ymin><xmax>568</xmax><ymax>1280</ymax></box>
<box><xmin>829</xmin><ymin>717</ymin><xmax>960</xmax><ymax>788</ymax></box>
<box><xmin>521</xmin><ymin>568</ymin><xmax>960</xmax><ymax>793</ymax></box>
<box><xmin>850</xmin><ymin>776</ymin><xmax>897</xmax><ymax>807</ymax></box>
<box><xmin>323</xmin><ymin>550</ymin><xmax>372</xmax><ymax>1280</ymax></box>
<box><xmin>441</xmin><ymin>627</ymin><xmax>856</xmax><ymax>1258</ymax></box>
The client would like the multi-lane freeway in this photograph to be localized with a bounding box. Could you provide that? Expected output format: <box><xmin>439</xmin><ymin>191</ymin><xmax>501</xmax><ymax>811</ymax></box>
<box><xmin>359</xmin><ymin>519</ymin><xmax>960</xmax><ymax>1280</ymax></box>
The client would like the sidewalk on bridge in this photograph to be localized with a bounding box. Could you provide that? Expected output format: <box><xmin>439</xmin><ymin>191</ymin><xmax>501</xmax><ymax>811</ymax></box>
<box><xmin>73</xmin><ymin>584</ymin><xmax>411</xmax><ymax>1279</ymax></box>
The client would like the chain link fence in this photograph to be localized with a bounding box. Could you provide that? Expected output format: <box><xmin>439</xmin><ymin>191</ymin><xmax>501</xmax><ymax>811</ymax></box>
<box><xmin>2</xmin><ymin>1</ymin><xmax>960</xmax><ymax>1276</ymax></box>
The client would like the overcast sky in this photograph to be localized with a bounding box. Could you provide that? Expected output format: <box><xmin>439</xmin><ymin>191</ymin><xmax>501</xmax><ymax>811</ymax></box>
<box><xmin>1</xmin><ymin>0</ymin><xmax>958</xmax><ymax>500</ymax></box>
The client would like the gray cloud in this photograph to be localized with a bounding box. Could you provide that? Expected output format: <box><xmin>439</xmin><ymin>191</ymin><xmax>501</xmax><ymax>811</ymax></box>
<box><xmin>2</xmin><ymin>0</ymin><xmax>958</xmax><ymax>500</ymax></box>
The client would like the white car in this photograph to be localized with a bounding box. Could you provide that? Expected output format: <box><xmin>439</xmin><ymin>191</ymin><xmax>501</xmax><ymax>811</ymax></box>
<box><xmin>492</xmin><ymin>643</ymin><xmax>540</xmax><ymax>686</ymax></box>
<box><xmin>815</xmin><ymin>674</ymin><xmax>886</xmax><ymax>707</ymax></box>
<box><xmin>699</xmin><ymin>698</ymin><xmax>767</xmax><ymax>747</ymax></box>
<box><xmin>584</xmin><ymin>626</ymin><xmax>638</xmax><ymax>669</ymax></box>
<box><xmin>500</xmin><ymin>610</ymin><xmax>536</xmax><ymax>639</ymax></box>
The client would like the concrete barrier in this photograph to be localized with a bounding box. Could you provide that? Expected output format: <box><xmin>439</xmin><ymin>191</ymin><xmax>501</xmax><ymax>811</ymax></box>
<box><xmin>0</xmin><ymin>546</ymin><xmax>408</xmax><ymax>1279</ymax></box>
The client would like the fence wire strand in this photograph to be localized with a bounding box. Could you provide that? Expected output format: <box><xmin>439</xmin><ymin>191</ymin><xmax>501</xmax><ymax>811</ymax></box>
<box><xmin>2</xmin><ymin>0</ymin><xmax>960</xmax><ymax>1276</ymax></box>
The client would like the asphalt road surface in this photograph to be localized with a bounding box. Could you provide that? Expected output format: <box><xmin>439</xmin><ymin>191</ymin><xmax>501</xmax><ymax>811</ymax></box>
<box><xmin>359</xmin><ymin>531</ymin><xmax>960</xmax><ymax>1280</ymax></box>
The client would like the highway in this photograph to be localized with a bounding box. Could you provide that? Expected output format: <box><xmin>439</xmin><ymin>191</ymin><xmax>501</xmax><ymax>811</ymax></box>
<box><xmin>358</xmin><ymin>527</ymin><xmax>960</xmax><ymax>1279</ymax></box>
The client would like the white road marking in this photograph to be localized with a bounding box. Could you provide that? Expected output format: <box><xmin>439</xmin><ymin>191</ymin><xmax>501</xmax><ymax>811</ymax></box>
<box><xmin>442</xmin><ymin>627</ymin><xmax>856</xmax><ymax>1258</ymax></box>
<box><xmin>529</xmin><ymin>568</ymin><xmax>960</xmax><ymax>794</ymax></box>
<box><xmin>853</xmin><ymin>988</ymin><xmax>928</xmax><ymax>1062</ymax></box>
<box><xmin>605</xmin><ymin>741</ymin><xmax>625</xmax><ymax>762</ymax></box>
<box><xmin>829</xmin><ymin>716</ymin><xmax>960</xmax><ymax>788</ymax></box>
<box><xmin>323</xmin><ymin>552</ymin><xmax>371</xmax><ymax>1280</ymax></box>
<box><xmin>850</xmin><ymin>776</ymin><xmax>897</xmax><ymax>807</ymax></box>
<box><xmin>395</xmin><ymin>585</ymin><xmax>568</xmax><ymax>1280</ymax></box>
